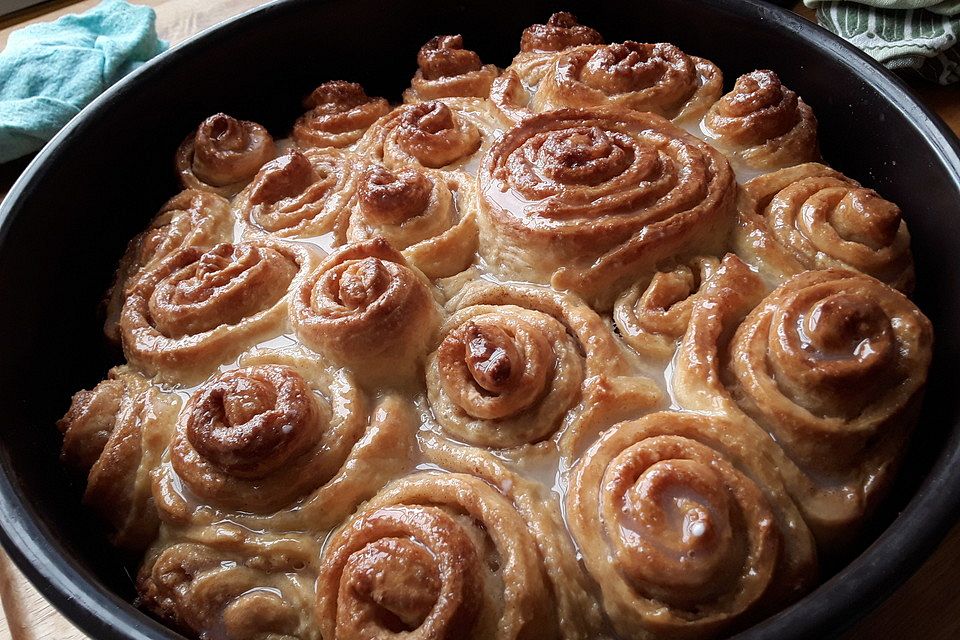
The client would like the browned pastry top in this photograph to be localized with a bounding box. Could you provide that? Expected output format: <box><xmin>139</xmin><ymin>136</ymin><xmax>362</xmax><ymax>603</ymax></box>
<box><xmin>61</xmin><ymin>14</ymin><xmax>932</xmax><ymax>640</ymax></box>
<box><xmin>520</xmin><ymin>12</ymin><xmax>604</xmax><ymax>53</ymax></box>
<box><xmin>293</xmin><ymin>80</ymin><xmax>390</xmax><ymax>149</ymax></box>
<box><xmin>418</xmin><ymin>35</ymin><xmax>483</xmax><ymax>80</ymax></box>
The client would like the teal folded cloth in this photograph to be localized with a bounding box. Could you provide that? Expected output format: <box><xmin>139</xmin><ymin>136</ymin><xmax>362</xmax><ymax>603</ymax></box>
<box><xmin>0</xmin><ymin>0</ymin><xmax>167</xmax><ymax>163</ymax></box>
<box><xmin>805</xmin><ymin>0</ymin><xmax>959</xmax><ymax>84</ymax></box>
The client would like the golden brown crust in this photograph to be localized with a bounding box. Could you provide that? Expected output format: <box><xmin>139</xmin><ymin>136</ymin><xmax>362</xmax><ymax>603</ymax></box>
<box><xmin>104</xmin><ymin>189</ymin><xmax>233</xmax><ymax>342</ymax></box>
<box><xmin>176</xmin><ymin>113</ymin><xmax>276</xmax><ymax>197</ymax></box>
<box><xmin>58</xmin><ymin>367</ymin><xmax>180</xmax><ymax>550</ymax></box>
<box><xmin>427</xmin><ymin>280</ymin><xmax>663</xmax><ymax>455</ymax></box>
<box><xmin>613</xmin><ymin>256</ymin><xmax>721</xmax><ymax>360</ymax></box>
<box><xmin>138</xmin><ymin>528</ymin><xmax>321</xmax><ymax>640</ymax></box>
<box><xmin>233</xmin><ymin>148</ymin><xmax>362</xmax><ymax>241</ymax></box>
<box><xmin>404</xmin><ymin>35</ymin><xmax>499</xmax><ymax>102</ymax></box>
<box><xmin>292</xmin><ymin>80</ymin><xmax>390</xmax><ymax>150</ymax></box>
<box><xmin>734</xmin><ymin>162</ymin><xmax>914</xmax><ymax>292</ymax></box>
<box><xmin>357</xmin><ymin>99</ymin><xmax>500</xmax><ymax>173</ymax></box>
<box><xmin>673</xmin><ymin>256</ymin><xmax>932</xmax><ymax>544</ymax></box>
<box><xmin>703</xmin><ymin>70</ymin><xmax>819</xmax><ymax>170</ymax></box>
<box><xmin>419</xmin><ymin>439</ymin><xmax>608</xmax><ymax>639</ymax></box>
<box><xmin>502</xmin><ymin>13</ymin><xmax>604</xmax><ymax>112</ymax></box>
<box><xmin>119</xmin><ymin>240</ymin><xmax>314</xmax><ymax>383</ymax></box>
<box><xmin>520</xmin><ymin>12</ymin><xmax>603</xmax><ymax>54</ymax></box>
<box><xmin>290</xmin><ymin>238</ymin><xmax>443</xmax><ymax>388</ymax></box>
<box><xmin>478</xmin><ymin>107</ymin><xmax>736</xmax><ymax>309</ymax></box>
<box><xmin>489</xmin><ymin>69</ymin><xmax>534</xmax><ymax>125</ymax></box>
<box><xmin>154</xmin><ymin>347</ymin><xmax>416</xmax><ymax>532</ymax></box>
<box><xmin>317</xmin><ymin>470</ymin><xmax>558</xmax><ymax>640</ymax></box>
<box><xmin>429</xmin><ymin>300</ymin><xmax>582</xmax><ymax>450</ymax></box>
<box><xmin>345</xmin><ymin>165</ymin><xmax>479</xmax><ymax>279</ymax></box>
<box><xmin>56</xmin><ymin>24</ymin><xmax>933</xmax><ymax>640</ymax></box>
<box><xmin>567</xmin><ymin>411</ymin><xmax>817</xmax><ymax>639</ymax></box>
<box><xmin>494</xmin><ymin>13</ymin><xmax>605</xmax><ymax>127</ymax></box>
<box><xmin>170</xmin><ymin>364</ymin><xmax>333</xmax><ymax>511</ymax></box>
<box><xmin>532</xmin><ymin>42</ymin><xmax>723</xmax><ymax>123</ymax></box>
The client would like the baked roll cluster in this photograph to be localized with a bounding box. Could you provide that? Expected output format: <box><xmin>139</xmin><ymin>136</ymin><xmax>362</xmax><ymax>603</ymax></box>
<box><xmin>58</xmin><ymin>12</ymin><xmax>932</xmax><ymax>640</ymax></box>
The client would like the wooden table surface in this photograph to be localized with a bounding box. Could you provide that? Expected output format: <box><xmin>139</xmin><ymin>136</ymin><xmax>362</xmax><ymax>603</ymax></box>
<box><xmin>0</xmin><ymin>1</ymin><xmax>958</xmax><ymax>639</ymax></box>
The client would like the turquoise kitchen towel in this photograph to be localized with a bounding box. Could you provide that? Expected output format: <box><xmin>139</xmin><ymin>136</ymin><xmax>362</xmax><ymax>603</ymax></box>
<box><xmin>805</xmin><ymin>0</ymin><xmax>959</xmax><ymax>84</ymax></box>
<box><xmin>0</xmin><ymin>0</ymin><xmax>167</xmax><ymax>163</ymax></box>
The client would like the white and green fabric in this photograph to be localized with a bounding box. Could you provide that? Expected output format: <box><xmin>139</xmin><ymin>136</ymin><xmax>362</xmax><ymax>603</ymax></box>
<box><xmin>804</xmin><ymin>0</ymin><xmax>960</xmax><ymax>84</ymax></box>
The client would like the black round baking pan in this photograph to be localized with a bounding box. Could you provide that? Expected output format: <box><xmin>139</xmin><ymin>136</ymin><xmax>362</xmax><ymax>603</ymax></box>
<box><xmin>1</xmin><ymin>0</ymin><xmax>958</xmax><ymax>638</ymax></box>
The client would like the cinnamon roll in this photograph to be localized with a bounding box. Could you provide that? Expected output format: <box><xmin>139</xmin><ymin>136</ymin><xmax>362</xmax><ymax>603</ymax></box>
<box><xmin>531</xmin><ymin>42</ymin><xmax>723</xmax><ymax>124</ymax></box>
<box><xmin>316</xmin><ymin>471</ymin><xmax>558</xmax><ymax>640</ymax></box>
<box><xmin>346</xmin><ymin>164</ymin><xmax>478</xmax><ymax>278</ymax></box>
<box><xmin>734</xmin><ymin>162</ymin><xmax>914</xmax><ymax>292</ymax></box>
<box><xmin>290</xmin><ymin>239</ymin><xmax>442</xmax><ymax>388</ymax></box>
<box><xmin>426</xmin><ymin>280</ymin><xmax>662</xmax><ymax>453</ymax></box>
<box><xmin>357</xmin><ymin>99</ymin><xmax>499</xmax><ymax>173</ymax></box>
<box><xmin>674</xmin><ymin>255</ymin><xmax>933</xmax><ymax>542</ymax></box>
<box><xmin>404</xmin><ymin>35</ymin><xmax>499</xmax><ymax>102</ymax></box>
<box><xmin>58</xmin><ymin>367</ymin><xmax>180</xmax><ymax>550</ymax></box>
<box><xmin>613</xmin><ymin>256</ymin><xmax>721</xmax><ymax>360</ymax></box>
<box><xmin>138</xmin><ymin>530</ymin><xmax>320</xmax><ymax>640</ymax></box>
<box><xmin>154</xmin><ymin>347</ymin><xmax>415</xmax><ymax>531</ymax></box>
<box><xmin>51</xmin><ymin>18</ymin><xmax>937</xmax><ymax>639</ymax></box>
<box><xmin>492</xmin><ymin>13</ymin><xmax>605</xmax><ymax>124</ymax></box>
<box><xmin>478</xmin><ymin>107</ymin><xmax>736</xmax><ymax>309</ymax></box>
<box><xmin>292</xmin><ymin>80</ymin><xmax>390</xmax><ymax>150</ymax></box>
<box><xmin>104</xmin><ymin>189</ymin><xmax>233</xmax><ymax>342</ymax></box>
<box><xmin>702</xmin><ymin>70</ymin><xmax>819</xmax><ymax>172</ymax></box>
<box><xmin>233</xmin><ymin>148</ymin><xmax>362</xmax><ymax>241</ymax></box>
<box><xmin>120</xmin><ymin>240</ymin><xmax>314</xmax><ymax>383</ymax></box>
<box><xmin>520</xmin><ymin>12</ymin><xmax>604</xmax><ymax>55</ymax></box>
<box><xmin>420</xmin><ymin>438</ymin><xmax>608</xmax><ymax>639</ymax></box>
<box><xmin>567</xmin><ymin>410</ymin><xmax>817</xmax><ymax>639</ymax></box>
<box><xmin>176</xmin><ymin>113</ymin><xmax>276</xmax><ymax>197</ymax></box>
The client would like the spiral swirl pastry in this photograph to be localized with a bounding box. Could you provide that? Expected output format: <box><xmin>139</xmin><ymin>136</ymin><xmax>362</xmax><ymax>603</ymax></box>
<box><xmin>429</xmin><ymin>303</ymin><xmax>579</xmax><ymax>449</ymax></box>
<box><xmin>233</xmin><ymin>148</ymin><xmax>362</xmax><ymax>240</ymax></box>
<box><xmin>702</xmin><ymin>70</ymin><xmax>819</xmax><ymax>171</ymax></box>
<box><xmin>176</xmin><ymin>113</ymin><xmax>276</xmax><ymax>197</ymax></box>
<box><xmin>357</xmin><ymin>99</ymin><xmax>498</xmax><ymax>173</ymax></box>
<box><xmin>567</xmin><ymin>411</ymin><xmax>817</xmax><ymax>639</ymax></box>
<box><xmin>426</xmin><ymin>281</ymin><xmax>663</xmax><ymax>453</ymax></box>
<box><xmin>404</xmin><ymin>35</ymin><xmax>499</xmax><ymax>102</ymax></box>
<box><xmin>531</xmin><ymin>42</ymin><xmax>723</xmax><ymax>124</ymax></box>
<box><xmin>613</xmin><ymin>256</ymin><xmax>720</xmax><ymax>360</ymax></box>
<box><xmin>421</xmin><ymin>438</ymin><xmax>608</xmax><ymax>639</ymax></box>
<box><xmin>520</xmin><ymin>12</ymin><xmax>604</xmax><ymax>54</ymax></box>
<box><xmin>346</xmin><ymin>164</ymin><xmax>479</xmax><ymax>278</ymax></box>
<box><xmin>138</xmin><ymin>531</ymin><xmax>320</xmax><ymax>640</ymax></box>
<box><xmin>154</xmin><ymin>347</ymin><xmax>416</xmax><ymax>531</ymax></box>
<box><xmin>674</xmin><ymin>256</ymin><xmax>933</xmax><ymax>542</ymax></box>
<box><xmin>291</xmin><ymin>238</ymin><xmax>442</xmax><ymax>388</ymax></box>
<box><xmin>168</xmin><ymin>364</ymin><xmax>334</xmax><ymax>513</ymax></box>
<box><xmin>317</xmin><ymin>472</ymin><xmax>557</xmax><ymax>640</ymax></box>
<box><xmin>104</xmin><ymin>189</ymin><xmax>233</xmax><ymax>342</ymax></box>
<box><xmin>734</xmin><ymin>162</ymin><xmax>915</xmax><ymax>293</ymax></box>
<box><xmin>120</xmin><ymin>240</ymin><xmax>312</xmax><ymax>383</ymax></box>
<box><xmin>478</xmin><ymin>107</ymin><xmax>736</xmax><ymax>309</ymax></box>
<box><xmin>492</xmin><ymin>13</ymin><xmax>605</xmax><ymax>124</ymax></box>
<box><xmin>57</xmin><ymin>367</ymin><xmax>180</xmax><ymax>550</ymax></box>
<box><xmin>293</xmin><ymin>80</ymin><xmax>390</xmax><ymax>150</ymax></box>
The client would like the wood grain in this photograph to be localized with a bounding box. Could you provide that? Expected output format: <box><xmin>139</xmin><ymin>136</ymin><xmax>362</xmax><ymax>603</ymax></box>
<box><xmin>0</xmin><ymin>552</ymin><xmax>85</xmax><ymax>640</ymax></box>
<box><xmin>0</xmin><ymin>1</ymin><xmax>958</xmax><ymax>639</ymax></box>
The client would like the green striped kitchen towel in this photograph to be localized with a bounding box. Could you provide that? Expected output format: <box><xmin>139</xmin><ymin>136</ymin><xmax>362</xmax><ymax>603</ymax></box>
<box><xmin>804</xmin><ymin>1</ymin><xmax>959</xmax><ymax>84</ymax></box>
